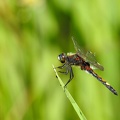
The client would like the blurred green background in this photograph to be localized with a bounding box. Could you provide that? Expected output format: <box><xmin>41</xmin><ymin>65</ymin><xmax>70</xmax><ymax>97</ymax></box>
<box><xmin>0</xmin><ymin>0</ymin><xmax>120</xmax><ymax>120</ymax></box>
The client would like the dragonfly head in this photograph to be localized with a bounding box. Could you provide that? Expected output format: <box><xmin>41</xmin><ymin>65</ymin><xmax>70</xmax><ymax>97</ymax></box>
<box><xmin>58</xmin><ymin>53</ymin><xmax>66</xmax><ymax>63</ymax></box>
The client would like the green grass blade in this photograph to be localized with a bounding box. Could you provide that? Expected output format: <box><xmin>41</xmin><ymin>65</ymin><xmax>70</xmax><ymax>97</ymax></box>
<box><xmin>52</xmin><ymin>65</ymin><xmax>87</xmax><ymax>120</ymax></box>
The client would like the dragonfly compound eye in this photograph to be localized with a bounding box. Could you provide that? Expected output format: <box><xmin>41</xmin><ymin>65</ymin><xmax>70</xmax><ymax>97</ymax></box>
<box><xmin>58</xmin><ymin>53</ymin><xmax>66</xmax><ymax>63</ymax></box>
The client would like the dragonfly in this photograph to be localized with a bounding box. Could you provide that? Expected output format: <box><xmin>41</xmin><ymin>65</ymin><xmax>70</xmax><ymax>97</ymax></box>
<box><xmin>57</xmin><ymin>37</ymin><xmax>118</xmax><ymax>95</ymax></box>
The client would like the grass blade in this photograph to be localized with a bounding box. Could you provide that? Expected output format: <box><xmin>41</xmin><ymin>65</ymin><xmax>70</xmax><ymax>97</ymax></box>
<box><xmin>52</xmin><ymin>65</ymin><xmax>87</xmax><ymax>120</ymax></box>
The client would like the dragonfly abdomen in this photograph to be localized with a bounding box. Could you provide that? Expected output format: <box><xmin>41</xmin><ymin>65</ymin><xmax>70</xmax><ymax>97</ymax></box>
<box><xmin>87</xmin><ymin>69</ymin><xmax>118</xmax><ymax>95</ymax></box>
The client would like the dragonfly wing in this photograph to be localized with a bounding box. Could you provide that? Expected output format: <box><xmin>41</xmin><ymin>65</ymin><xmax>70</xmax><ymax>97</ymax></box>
<box><xmin>72</xmin><ymin>37</ymin><xmax>87</xmax><ymax>60</ymax></box>
<box><xmin>72</xmin><ymin>37</ymin><xmax>104</xmax><ymax>71</ymax></box>
<box><xmin>85</xmin><ymin>51</ymin><xmax>104</xmax><ymax>71</ymax></box>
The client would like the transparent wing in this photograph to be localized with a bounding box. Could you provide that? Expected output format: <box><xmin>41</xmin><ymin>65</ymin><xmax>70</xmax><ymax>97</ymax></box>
<box><xmin>85</xmin><ymin>51</ymin><xmax>104</xmax><ymax>71</ymax></box>
<box><xmin>72</xmin><ymin>37</ymin><xmax>104</xmax><ymax>71</ymax></box>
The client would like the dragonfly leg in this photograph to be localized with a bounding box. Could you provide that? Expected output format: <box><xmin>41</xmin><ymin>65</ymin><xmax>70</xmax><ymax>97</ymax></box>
<box><xmin>58</xmin><ymin>69</ymin><xmax>69</xmax><ymax>75</ymax></box>
<box><xmin>57</xmin><ymin>64</ymin><xmax>66</xmax><ymax>69</ymax></box>
<box><xmin>57</xmin><ymin>63</ymin><xmax>69</xmax><ymax>74</ymax></box>
<box><xmin>64</xmin><ymin>66</ymin><xmax>74</xmax><ymax>88</ymax></box>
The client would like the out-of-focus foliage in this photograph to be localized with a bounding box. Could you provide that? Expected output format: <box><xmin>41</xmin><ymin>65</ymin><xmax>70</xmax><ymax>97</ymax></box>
<box><xmin>0</xmin><ymin>0</ymin><xmax>120</xmax><ymax>120</ymax></box>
